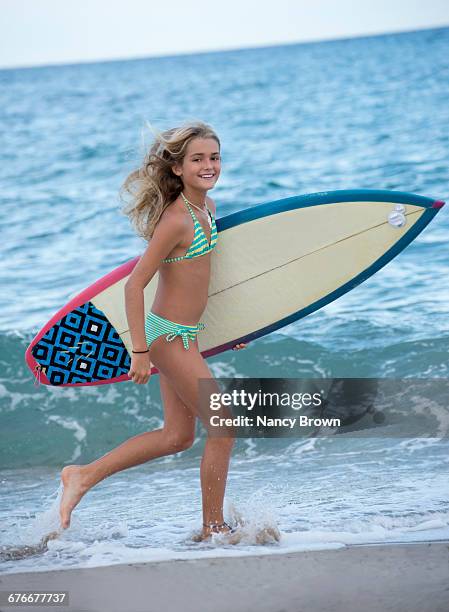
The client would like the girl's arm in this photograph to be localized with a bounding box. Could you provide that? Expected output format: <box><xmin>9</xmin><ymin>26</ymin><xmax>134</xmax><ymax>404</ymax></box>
<box><xmin>124</xmin><ymin>213</ymin><xmax>185</xmax><ymax>352</ymax></box>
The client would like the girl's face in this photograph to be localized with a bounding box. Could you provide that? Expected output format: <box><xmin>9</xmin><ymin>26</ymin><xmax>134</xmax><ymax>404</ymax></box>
<box><xmin>173</xmin><ymin>137</ymin><xmax>221</xmax><ymax>192</ymax></box>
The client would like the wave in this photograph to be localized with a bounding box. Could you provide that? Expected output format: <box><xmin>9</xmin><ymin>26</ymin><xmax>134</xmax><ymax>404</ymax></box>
<box><xmin>1</xmin><ymin>330</ymin><xmax>448</xmax><ymax>468</ymax></box>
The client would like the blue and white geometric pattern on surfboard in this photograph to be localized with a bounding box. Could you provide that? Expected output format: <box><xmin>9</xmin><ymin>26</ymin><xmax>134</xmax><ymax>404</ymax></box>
<box><xmin>31</xmin><ymin>301</ymin><xmax>130</xmax><ymax>385</ymax></box>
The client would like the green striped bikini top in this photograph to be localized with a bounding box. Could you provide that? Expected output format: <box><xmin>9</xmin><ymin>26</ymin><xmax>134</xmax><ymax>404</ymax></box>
<box><xmin>162</xmin><ymin>193</ymin><xmax>218</xmax><ymax>264</ymax></box>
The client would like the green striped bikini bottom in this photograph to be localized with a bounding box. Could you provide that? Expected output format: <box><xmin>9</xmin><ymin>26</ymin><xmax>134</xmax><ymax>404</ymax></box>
<box><xmin>145</xmin><ymin>311</ymin><xmax>206</xmax><ymax>351</ymax></box>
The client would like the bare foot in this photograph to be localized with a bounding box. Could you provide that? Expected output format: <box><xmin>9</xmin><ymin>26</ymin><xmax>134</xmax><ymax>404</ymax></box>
<box><xmin>59</xmin><ymin>465</ymin><xmax>90</xmax><ymax>529</ymax></box>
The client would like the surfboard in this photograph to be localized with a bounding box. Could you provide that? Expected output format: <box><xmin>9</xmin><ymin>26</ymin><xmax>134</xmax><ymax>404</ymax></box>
<box><xmin>25</xmin><ymin>189</ymin><xmax>445</xmax><ymax>387</ymax></box>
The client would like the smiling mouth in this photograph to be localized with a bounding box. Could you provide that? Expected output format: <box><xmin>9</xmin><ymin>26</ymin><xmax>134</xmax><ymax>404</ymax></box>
<box><xmin>199</xmin><ymin>174</ymin><xmax>215</xmax><ymax>179</ymax></box>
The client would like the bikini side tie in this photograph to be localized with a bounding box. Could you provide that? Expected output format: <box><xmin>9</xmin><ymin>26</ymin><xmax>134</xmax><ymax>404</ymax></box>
<box><xmin>165</xmin><ymin>323</ymin><xmax>206</xmax><ymax>350</ymax></box>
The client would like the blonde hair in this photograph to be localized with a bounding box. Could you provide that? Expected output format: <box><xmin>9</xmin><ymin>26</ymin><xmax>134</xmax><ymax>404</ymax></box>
<box><xmin>120</xmin><ymin>120</ymin><xmax>220</xmax><ymax>241</ymax></box>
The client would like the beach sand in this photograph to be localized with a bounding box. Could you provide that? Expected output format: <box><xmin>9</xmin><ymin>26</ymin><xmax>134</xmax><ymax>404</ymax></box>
<box><xmin>1</xmin><ymin>540</ymin><xmax>448</xmax><ymax>612</ymax></box>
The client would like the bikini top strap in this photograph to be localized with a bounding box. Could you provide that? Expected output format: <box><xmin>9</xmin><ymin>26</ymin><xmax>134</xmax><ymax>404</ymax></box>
<box><xmin>184</xmin><ymin>199</ymin><xmax>213</xmax><ymax>226</ymax></box>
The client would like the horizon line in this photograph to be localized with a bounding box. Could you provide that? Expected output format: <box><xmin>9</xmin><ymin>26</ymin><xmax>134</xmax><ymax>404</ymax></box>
<box><xmin>1</xmin><ymin>22</ymin><xmax>448</xmax><ymax>72</ymax></box>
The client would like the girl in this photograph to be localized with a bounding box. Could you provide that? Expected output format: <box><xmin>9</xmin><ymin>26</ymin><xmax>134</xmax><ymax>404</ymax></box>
<box><xmin>59</xmin><ymin>121</ymin><xmax>246</xmax><ymax>542</ymax></box>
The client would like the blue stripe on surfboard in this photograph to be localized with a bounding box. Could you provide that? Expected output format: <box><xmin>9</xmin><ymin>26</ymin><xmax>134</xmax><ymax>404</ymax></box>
<box><xmin>216</xmin><ymin>189</ymin><xmax>438</xmax><ymax>232</ymax></box>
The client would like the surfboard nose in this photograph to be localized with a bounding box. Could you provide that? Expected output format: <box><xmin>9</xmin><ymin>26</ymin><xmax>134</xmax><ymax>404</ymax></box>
<box><xmin>432</xmin><ymin>200</ymin><xmax>445</xmax><ymax>209</ymax></box>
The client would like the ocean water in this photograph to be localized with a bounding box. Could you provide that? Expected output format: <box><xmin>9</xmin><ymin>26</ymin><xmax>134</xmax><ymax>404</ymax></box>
<box><xmin>1</xmin><ymin>27</ymin><xmax>449</xmax><ymax>574</ymax></box>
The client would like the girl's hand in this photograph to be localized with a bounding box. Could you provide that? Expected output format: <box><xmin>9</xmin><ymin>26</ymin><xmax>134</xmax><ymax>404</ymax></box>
<box><xmin>128</xmin><ymin>352</ymin><xmax>152</xmax><ymax>384</ymax></box>
<box><xmin>232</xmin><ymin>343</ymin><xmax>247</xmax><ymax>351</ymax></box>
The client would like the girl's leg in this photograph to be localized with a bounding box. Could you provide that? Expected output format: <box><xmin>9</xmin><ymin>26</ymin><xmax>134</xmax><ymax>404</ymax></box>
<box><xmin>59</xmin><ymin>358</ymin><xmax>196</xmax><ymax>528</ymax></box>
<box><xmin>148</xmin><ymin>336</ymin><xmax>235</xmax><ymax>539</ymax></box>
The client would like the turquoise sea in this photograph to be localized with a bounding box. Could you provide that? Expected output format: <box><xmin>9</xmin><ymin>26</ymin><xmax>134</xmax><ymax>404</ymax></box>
<box><xmin>1</xmin><ymin>27</ymin><xmax>448</xmax><ymax>574</ymax></box>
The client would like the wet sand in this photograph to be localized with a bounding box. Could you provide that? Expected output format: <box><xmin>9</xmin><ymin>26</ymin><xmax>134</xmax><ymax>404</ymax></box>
<box><xmin>1</xmin><ymin>540</ymin><xmax>448</xmax><ymax>612</ymax></box>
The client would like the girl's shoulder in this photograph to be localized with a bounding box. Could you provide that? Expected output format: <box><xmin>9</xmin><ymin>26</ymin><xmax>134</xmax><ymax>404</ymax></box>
<box><xmin>158</xmin><ymin>197</ymin><xmax>190</xmax><ymax>231</ymax></box>
<box><xmin>161</xmin><ymin>196</ymin><xmax>187</xmax><ymax>218</ymax></box>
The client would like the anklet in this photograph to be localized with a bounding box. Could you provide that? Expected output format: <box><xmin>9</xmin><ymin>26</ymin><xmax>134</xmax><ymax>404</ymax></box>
<box><xmin>203</xmin><ymin>521</ymin><xmax>232</xmax><ymax>531</ymax></box>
